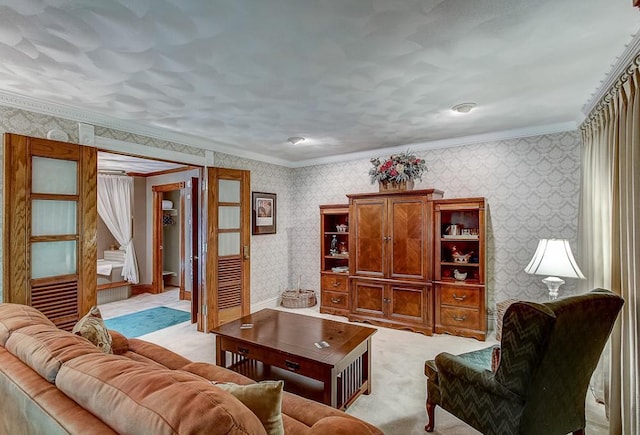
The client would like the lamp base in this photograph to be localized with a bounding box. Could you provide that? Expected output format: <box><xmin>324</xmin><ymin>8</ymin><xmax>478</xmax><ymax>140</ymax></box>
<box><xmin>542</xmin><ymin>276</ymin><xmax>565</xmax><ymax>300</ymax></box>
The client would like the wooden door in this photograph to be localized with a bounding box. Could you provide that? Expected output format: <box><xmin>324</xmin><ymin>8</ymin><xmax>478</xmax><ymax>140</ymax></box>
<box><xmin>388</xmin><ymin>196</ymin><xmax>428</xmax><ymax>280</ymax></box>
<box><xmin>350</xmin><ymin>198</ymin><xmax>385</xmax><ymax>277</ymax></box>
<box><xmin>3</xmin><ymin>134</ymin><xmax>97</xmax><ymax>329</ymax></box>
<box><xmin>190</xmin><ymin>177</ymin><xmax>199</xmax><ymax>324</ymax></box>
<box><xmin>205</xmin><ymin>168</ymin><xmax>250</xmax><ymax>331</ymax></box>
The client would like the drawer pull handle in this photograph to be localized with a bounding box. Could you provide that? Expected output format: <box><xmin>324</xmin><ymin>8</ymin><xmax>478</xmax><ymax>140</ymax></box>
<box><xmin>331</xmin><ymin>297</ymin><xmax>342</xmax><ymax>303</ymax></box>
<box><xmin>332</xmin><ymin>281</ymin><xmax>340</xmax><ymax>287</ymax></box>
<box><xmin>453</xmin><ymin>315</ymin><xmax>467</xmax><ymax>322</ymax></box>
<box><xmin>237</xmin><ymin>347</ymin><xmax>249</xmax><ymax>355</ymax></box>
<box><xmin>285</xmin><ymin>360</ymin><xmax>300</xmax><ymax>371</ymax></box>
<box><xmin>452</xmin><ymin>294</ymin><xmax>467</xmax><ymax>301</ymax></box>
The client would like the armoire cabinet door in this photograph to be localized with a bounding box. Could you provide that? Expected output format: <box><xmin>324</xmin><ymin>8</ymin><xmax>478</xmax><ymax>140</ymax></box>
<box><xmin>351</xmin><ymin>279</ymin><xmax>385</xmax><ymax>318</ymax></box>
<box><xmin>388</xmin><ymin>196</ymin><xmax>428</xmax><ymax>280</ymax></box>
<box><xmin>350</xmin><ymin>198</ymin><xmax>385</xmax><ymax>277</ymax></box>
<box><xmin>387</xmin><ymin>282</ymin><xmax>430</xmax><ymax>326</ymax></box>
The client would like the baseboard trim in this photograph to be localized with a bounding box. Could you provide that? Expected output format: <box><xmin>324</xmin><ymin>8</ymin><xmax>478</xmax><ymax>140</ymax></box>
<box><xmin>251</xmin><ymin>296</ymin><xmax>280</xmax><ymax>313</ymax></box>
<box><xmin>131</xmin><ymin>284</ymin><xmax>153</xmax><ymax>295</ymax></box>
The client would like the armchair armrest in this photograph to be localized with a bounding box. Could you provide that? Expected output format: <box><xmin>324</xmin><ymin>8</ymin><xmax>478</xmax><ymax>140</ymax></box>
<box><xmin>435</xmin><ymin>352</ymin><xmax>520</xmax><ymax>402</ymax></box>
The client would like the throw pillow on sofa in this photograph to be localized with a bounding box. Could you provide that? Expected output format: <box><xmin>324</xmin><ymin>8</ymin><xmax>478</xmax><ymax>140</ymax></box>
<box><xmin>72</xmin><ymin>306</ymin><xmax>112</xmax><ymax>354</ymax></box>
<box><xmin>213</xmin><ymin>380</ymin><xmax>284</xmax><ymax>435</ymax></box>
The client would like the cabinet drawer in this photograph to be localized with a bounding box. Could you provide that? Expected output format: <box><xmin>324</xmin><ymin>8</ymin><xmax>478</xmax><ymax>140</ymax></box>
<box><xmin>321</xmin><ymin>274</ymin><xmax>348</xmax><ymax>292</ymax></box>
<box><xmin>262</xmin><ymin>352</ymin><xmax>324</xmax><ymax>380</ymax></box>
<box><xmin>219</xmin><ymin>338</ymin><xmax>264</xmax><ymax>360</ymax></box>
<box><xmin>440</xmin><ymin>285</ymin><xmax>480</xmax><ymax>308</ymax></box>
<box><xmin>321</xmin><ymin>290</ymin><xmax>348</xmax><ymax>310</ymax></box>
<box><xmin>440</xmin><ymin>306</ymin><xmax>480</xmax><ymax>329</ymax></box>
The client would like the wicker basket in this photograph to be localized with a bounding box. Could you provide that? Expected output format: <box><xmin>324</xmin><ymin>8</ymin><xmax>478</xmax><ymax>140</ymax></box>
<box><xmin>281</xmin><ymin>289</ymin><xmax>317</xmax><ymax>309</ymax></box>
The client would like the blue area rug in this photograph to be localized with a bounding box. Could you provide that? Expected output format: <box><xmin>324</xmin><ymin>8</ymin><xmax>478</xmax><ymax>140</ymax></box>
<box><xmin>104</xmin><ymin>306</ymin><xmax>191</xmax><ymax>338</ymax></box>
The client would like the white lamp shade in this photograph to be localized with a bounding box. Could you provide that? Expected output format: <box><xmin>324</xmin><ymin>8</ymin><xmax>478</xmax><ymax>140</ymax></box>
<box><xmin>524</xmin><ymin>239</ymin><xmax>585</xmax><ymax>279</ymax></box>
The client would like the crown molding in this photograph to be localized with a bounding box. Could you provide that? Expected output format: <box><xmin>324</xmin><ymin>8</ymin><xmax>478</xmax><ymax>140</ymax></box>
<box><xmin>0</xmin><ymin>90</ymin><xmax>291</xmax><ymax>167</ymax></box>
<box><xmin>582</xmin><ymin>31</ymin><xmax>640</xmax><ymax>116</ymax></box>
<box><xmin>0</xmin><ymin>89</ymin><xmax>577</xmax><ymax>170</ymax></box>
<box><xmin>290</xmin><ymin>122</ymin><xmax>577</xmax><ymax>168</ymax></box>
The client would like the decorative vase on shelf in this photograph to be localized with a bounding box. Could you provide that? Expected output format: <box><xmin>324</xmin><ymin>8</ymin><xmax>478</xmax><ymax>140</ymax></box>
<box><xmin>378</xmin><ymin>179</ymin><xmax>414</xmax><ymax>192</ymax></box>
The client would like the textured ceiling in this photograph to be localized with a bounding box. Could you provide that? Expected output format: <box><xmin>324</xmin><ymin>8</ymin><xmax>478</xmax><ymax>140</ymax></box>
<box><xmin>97</xmin><ymin>151</ymin><xmax>188</xmax><ymax>175</ymax></box>
<box><xmin>0</xmin><ymin>0</ymin><xmax>638</xmax><ymax>163</ymax></box>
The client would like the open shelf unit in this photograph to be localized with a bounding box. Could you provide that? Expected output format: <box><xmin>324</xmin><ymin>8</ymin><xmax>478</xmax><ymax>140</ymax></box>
<box><xmin>319</xmin><ymin>204</ymin><xmax>350</xmax><ymax>316</ymax></box>
<box><xmin>434</xmin><ymin>198</ymin><xmax>487</xmax><ymax>340</ymax></box>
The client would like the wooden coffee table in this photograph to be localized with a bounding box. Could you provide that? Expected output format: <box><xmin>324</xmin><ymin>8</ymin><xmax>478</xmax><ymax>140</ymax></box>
<box><xmin>212</xmin><ymin>309</ymin><xmax>376</xmax><ymax>410</ymax></box>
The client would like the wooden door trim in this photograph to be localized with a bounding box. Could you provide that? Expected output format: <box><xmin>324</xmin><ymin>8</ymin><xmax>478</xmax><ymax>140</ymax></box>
<box><xmin>3</xmin><ymin>134</ymin><xmax>29</xmax><ymax>303</ymax></box>
<box><xmin>179</xmin><ymin>189</ymin><xmax>186</xmax><ymax>299</ymax></box>
<box><xmin>79</xmin><ymin>146</ymin><xmax>98</xmax><ymax>315</ymax></box>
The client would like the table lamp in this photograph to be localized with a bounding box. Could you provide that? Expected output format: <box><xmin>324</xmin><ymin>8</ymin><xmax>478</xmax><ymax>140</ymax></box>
<box><xmin>524</xmin><ymin>239</ymin><xmax>585</xmax><ymax>300</ymax></box>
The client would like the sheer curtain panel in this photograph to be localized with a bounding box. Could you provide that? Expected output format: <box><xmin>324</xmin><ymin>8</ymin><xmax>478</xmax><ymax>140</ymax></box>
<box><xmin>580</xmin><ymin>57</ymin><xmax>640</xmax><ymax>435</ymax></box>
<box><xmin>97</xmin><ymin>174</ymin><xmax>140</xmax><ymax>284</ymax></box>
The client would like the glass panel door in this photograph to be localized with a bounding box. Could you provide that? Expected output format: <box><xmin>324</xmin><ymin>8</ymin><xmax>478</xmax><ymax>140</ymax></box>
<box><xmin>205</xmin><ymin>168</ymin><xmax>250</xmax><ymax>331</ymax></box>
<box><xmin>218</xmin><ymin>180</ymin><xmax>240</xmax><ymax>257</ymax></box>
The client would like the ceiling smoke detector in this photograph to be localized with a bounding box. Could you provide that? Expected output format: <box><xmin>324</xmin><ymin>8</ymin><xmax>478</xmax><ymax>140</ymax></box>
<box><xmin>288</xmin><ymin>136</ymin><xmax>306</xmax><ymax>145</ymax></box>
<box><xmin>451</xmin><ymin>103</ymin><xmax>476</xmax><ymax>114</ymax></box>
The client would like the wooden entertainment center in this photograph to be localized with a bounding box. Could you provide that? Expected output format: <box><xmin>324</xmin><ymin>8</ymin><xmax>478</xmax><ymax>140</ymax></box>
<box><xmin>320</xmin><ymin>190</ymin><xmax>487</xmax><ymax>340</ymax></box>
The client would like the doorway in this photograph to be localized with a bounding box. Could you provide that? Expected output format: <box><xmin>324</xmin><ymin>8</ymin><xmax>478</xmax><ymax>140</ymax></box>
<box><xmin>152</xmin><ymin>182</ymin><xmax>185</xmax><ymax>296</ymax></box>
<box><xmin>97</xmin><ymin>151</ymin><xmax>203</xmax><ymax>324</ymax></box>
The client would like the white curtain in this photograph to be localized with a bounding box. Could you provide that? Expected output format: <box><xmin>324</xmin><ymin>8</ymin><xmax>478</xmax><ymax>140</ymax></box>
<box><xmin>97</xmin><ymin>174</ymin><xmax>139</xmax><ymax>284</ymax></box>
<box><xmin>579</xmin><ymin>58</ymin><xmax>640</xmax><ymax>435</ymax></box>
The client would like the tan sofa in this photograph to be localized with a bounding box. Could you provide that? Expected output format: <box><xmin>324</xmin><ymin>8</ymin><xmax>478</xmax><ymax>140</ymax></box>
<box><xmin>0</xmin><ymin>303</ymin><xmax>381</xmax><ymax>435</ymax></box>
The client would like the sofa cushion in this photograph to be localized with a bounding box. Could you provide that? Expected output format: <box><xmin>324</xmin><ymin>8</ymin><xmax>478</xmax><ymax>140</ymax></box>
<box><xmin>0</xmin><ymin>303</ymin><xmax>55</xmax><ymax>346</ymax></box>
<box><xmin>5</xmin><ymin>324</ymin><xmax>101</xmax><ymax>383</ymax></box>
<box><xmin>72</xmin><ymin>306</ymin><xmax>112</xmax><ymax>354</ymax></box>
<box><xmin>0</xmin><ymin>347</ymin><xmax>117</xmax><ymax>435</ymax></box>
<box><xmin>56</xmin><ymin>353</ymin><xmax>267</xmax><ymax>435</ymax></box>
<box><xmin>214</xmin><ymin>381</ymin><xmax>284</xmax><ymax>435</ymax></box>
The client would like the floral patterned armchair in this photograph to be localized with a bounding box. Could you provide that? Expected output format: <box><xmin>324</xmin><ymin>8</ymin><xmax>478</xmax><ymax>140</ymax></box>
<box><xmin>425</xmin><ymin>288</ymin><xmax>623</xmax><ymax>435</ymax></box>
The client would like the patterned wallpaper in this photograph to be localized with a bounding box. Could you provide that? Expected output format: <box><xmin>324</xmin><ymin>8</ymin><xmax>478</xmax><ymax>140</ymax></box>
<box><xmin>289</xmin><ymin>131</ymin><xmax>582</xmax><ymax>315</ymax></box>
<box><xmin>213</xmin><ymin>153</ymin><xmax>294</xmax><ymax>303</ymax></box>
<box><xmin>0</xmin><ymin>105</ymin><xmax>582</xmax><ymax>320</ymax></box>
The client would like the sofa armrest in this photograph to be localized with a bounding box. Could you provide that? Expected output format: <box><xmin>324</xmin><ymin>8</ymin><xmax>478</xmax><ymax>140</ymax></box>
<box><xmin>308</xmin><ymin>416</ymin><xmax>379</xmax><ymax>435</ymax></box>
<box><xmin>435</xmin><ymin>352</ymin><xmax>519</xmax><ymax>402</ymax></box>
<box><xmin>107</xmin><ymin>330</ymin><xmax>129</xmax><ymax>355</ymax></box>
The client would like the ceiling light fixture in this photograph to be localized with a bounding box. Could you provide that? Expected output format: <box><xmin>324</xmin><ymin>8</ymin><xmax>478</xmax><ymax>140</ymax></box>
<box><xmin>287</xmin><ymin>136</ymin><xmax>305</xmax><ymax>145</ymax></box>
<box><xmin>451</xmin><ymin>103</ymin><xmax>476</xmax><ymax>114</ymax></box>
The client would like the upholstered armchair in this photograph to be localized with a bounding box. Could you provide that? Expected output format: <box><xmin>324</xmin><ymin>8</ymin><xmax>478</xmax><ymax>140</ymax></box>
<box><xmin>425</xmin><ymin>288</ymin><xmax>623</xmax><ymax>435</ymax></box>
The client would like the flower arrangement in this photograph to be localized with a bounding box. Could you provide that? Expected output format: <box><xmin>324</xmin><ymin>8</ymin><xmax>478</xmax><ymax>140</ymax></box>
<box><xmin>369</xmin><ymin>151</ymin><xmax>427</xmax><ymax>184</ymax></box>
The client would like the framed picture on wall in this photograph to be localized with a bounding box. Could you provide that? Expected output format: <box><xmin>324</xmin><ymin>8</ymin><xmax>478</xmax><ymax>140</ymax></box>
<box><xmin>252</xmin><ymin>192</ymin><xmax>276</xmax><ymax>235</ymax></box>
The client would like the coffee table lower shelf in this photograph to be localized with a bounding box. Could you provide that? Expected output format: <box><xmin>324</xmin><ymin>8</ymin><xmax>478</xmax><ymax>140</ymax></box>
<box><xmin>219</xmin><ymin>344</ymin><xmax>370</xmax><ymax>411</ymax></box>
<box><xmin>229</xmin><ymin>358</ymin><xmax>326</xmax><ymax>404</ymax></box>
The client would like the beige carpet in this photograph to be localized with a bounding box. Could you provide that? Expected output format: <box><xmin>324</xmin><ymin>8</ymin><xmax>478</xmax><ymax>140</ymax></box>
<box><xmin>100</xmin><ymin>290</ymin><xmax>609</xmax><ymax>435</ymax></box>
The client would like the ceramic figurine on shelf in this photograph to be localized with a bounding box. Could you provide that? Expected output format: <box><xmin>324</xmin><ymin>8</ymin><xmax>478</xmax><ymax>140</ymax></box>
<box><xmin>451</xmin><ymin>245</ymin><xmax>473</xmax><ymax>263</ymax></box>
<box><xmin>453</xmin><ymin>269</ymin><xmax>467</xmax><ymax>281</ymax></box>
<box><xmin>330</xmin><ymin>235</ymin><xmax>338</xmax><ymax>255</ymax></box>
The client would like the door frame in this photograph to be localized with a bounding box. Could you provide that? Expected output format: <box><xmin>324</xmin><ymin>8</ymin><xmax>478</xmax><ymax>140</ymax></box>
<box><xmin>152</xmin><ymin>182</ymin><xmax>185</xmax><ymax>294</ymax></box>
